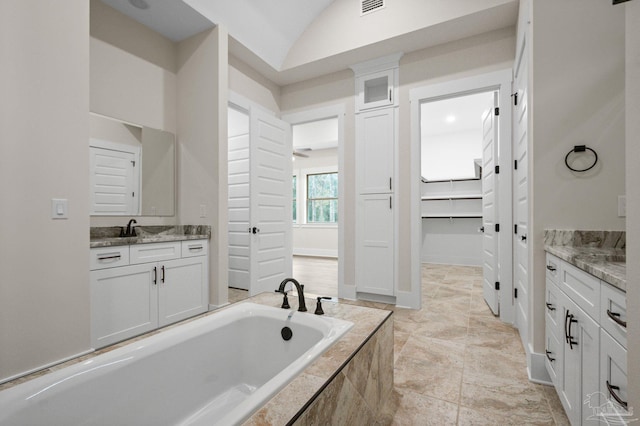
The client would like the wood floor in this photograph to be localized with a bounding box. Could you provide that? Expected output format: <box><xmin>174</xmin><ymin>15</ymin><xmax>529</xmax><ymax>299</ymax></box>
<box><xmin>228</xmin><ymin>259</ymin><xmax>569</xmax><ymax>425</ymax></box>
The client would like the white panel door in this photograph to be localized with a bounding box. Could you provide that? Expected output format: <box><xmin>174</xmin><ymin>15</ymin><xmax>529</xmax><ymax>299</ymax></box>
<box><xmin>249</xmin><ymin>110</ymin><xmax>292</xmax><ymax>296</ymax></box>
<box><xmin>356</xmin><ymin>108</ymin><xmax>394</xmax><ymax>195</ymax></box>
<box><xmin>89</xmin><ymin>144</ymin><xmax>139</xmax><ymax>215</ymax></box>
<box><xmin>482</xmin><ymin>95</ymin><xmax>499</xmax><ymax>315</ymax></box>
<box><xmin>228</xmin><ymin>106</ymin><xmax>251</xmax><ymax>290</ymax></box>
<box><xmin>514</xmin><ymin>35</ymin><xmax>530</xmax><ymax>352</ymax></box>
<box><xmin>356</xmin><ymin>193</ymin><xmax>394</xmax><ymax>296</ymax></box>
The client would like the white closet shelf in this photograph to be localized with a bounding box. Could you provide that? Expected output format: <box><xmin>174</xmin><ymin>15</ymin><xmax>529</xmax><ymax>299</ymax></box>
<box><xmin>421</xmin><ymin>194</ymin><xmax>482</xmax><ymax>200</ymax></box>
<box><xmin>422</xmin><ymin>214</ymin><xmax>483</xmax><ymax>219</ymax></box>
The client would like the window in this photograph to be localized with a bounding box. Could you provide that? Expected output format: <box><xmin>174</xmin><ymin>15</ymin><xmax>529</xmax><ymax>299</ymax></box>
<box><xmin>307</xmin><ymin>172</ymin><xmax>338</xmax><ymax>223</ymax></box>
<box><xmin>292</xmin><ymin>175</ymin><xmax>297</xmax><ymax>222</ymax></box>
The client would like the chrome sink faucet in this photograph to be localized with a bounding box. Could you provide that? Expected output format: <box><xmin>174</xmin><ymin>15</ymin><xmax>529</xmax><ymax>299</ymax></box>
<box><xmin>277</xmin><ymin>278</ymin><xmax>307</xmax><ymax>312</ymax></box>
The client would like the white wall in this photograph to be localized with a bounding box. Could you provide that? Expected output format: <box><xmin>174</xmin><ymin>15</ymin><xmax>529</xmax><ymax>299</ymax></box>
<box><xmin>529</xmin><ymin>0</ymin><xmax>626</xmax><ymax>354</ymax></box>
<box><xmin>177</xmin><ymin>27</ymin><xmax>229</xmax><ymax>308</ymax></box>
<box><xmin>229</xmin><ymin>55</ymin><xmax>281</xmax><ymax>114</ymax></box>
<box><xmin>422</xmin><ymin>130</ymin><xmax>482</xmax><ymax>180</ymax></box>
<box><xmin>293</xmin><ymin>148</ymin><xmax>339</xmax><ymax>257</ymax></box>
<box><xmin>283</xmin><ymin>0</ymin><xmax>516</xmax><ymax>70</ymax></box>
<box><xmin>625</xmin><ymin>1</ymin><xmax>640</xmax><ymax>414</ymax></box>
<box><xmin>421</xmin><ymin>219</ymin><xmax>482</xmax><ymax>266</ymax></box>
<box><xmin>0</xmin><ymin>0</ymin><xmax>90</xmax><ymax>382</ymax></box>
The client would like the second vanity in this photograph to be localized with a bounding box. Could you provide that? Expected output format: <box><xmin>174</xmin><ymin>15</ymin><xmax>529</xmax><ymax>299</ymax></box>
<box><xmin>90</xmin><ymin>226</ymin><xmax>210</xmax><ymax>349</ymax></box>
<box><xmin>544</xmin><ymin>230</ymin><xmax>627</xmax><ymax>425</ymax></box>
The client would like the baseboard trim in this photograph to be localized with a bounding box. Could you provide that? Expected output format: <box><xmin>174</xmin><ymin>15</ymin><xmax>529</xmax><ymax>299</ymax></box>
<box><xmin>293</xmin><ymin>248</ymin><xmax>338</xmax><ymax>258</ymax></box>
<box><xmin>209</xmin><ymin>302</ymin><xmax>230</xmax><ymax>311</ymax></box>
<box><xmin>528</xmin><ymin>346</ymin><xmax>552</xmax><ymax>385</ymax></box>
<box><xmin>1</xmin><ymin>348</ymin><xmax>94</xmax><ymax>385</ymax></box>
<box><xmin>356</xmin><ymin>292</ymin><xmax>396</xmax><ymax>305</ymax></box>
<box><xmin>421</xmin><ymin>256</ymin><xmax>482</xmax><ymax>267</ymax></box>
<box><xmin>396</xmin><ymin>290</ymin><xmax>421</xmax><ymax>310</ymax></box>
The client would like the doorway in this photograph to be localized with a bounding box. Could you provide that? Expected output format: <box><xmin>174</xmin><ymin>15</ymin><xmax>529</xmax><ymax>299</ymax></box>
<box><xmin>410</xmin><ymin>69</ymin><xmax>514</xmax><ymax>324</ymax></box>
<box><xmin>227</xmin><ymin>97</ymin><xmax>293</xmax><ymax>297</ymax></box>
<box><xmin>283</xmin><ymin>105</ymin><xmax>346</xmax><ymax>299</ymax></box>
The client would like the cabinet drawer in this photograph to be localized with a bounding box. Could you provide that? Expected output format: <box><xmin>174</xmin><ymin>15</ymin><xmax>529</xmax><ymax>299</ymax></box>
<box><xmin>181</xmin><ymin>240</ymin><xmax>208</xmax><ymax>258</ymax></box>
<box><xmin>560</xmin><ymin>260</ymin><xmax>600</xmax><ymax>320</ymax></box>
<box><xmin>130</xmin><ymin>242</ymin><xmax>181</xmax><ymax>264</ymax></box>
<box><xmin>90</xmin><ymin>246</ymin><xmax>130</xmax><ymax>270</ymax></box>
<box><xmin>601</xmin><ymin>283</ymin><xmax>627</xmax><ymax>348</ymax></box>
<box><xmin>545</xmin><ymin>253</ymin><xmax>560</xmax><ymax>284</ymax></box>
<box><xmin>600</xmin><ymin>330</ymin><xmax>628</xmax><ymax>414</ymax></box>
<box><xmin>545</xmin><ymin>323</ymin><xmax>563</xmax><ymax>387</ymax></box>
<box><xmin>545</xmin><ymin>280</ymin><xmax>562</xmax><ymax>338</ymax></box>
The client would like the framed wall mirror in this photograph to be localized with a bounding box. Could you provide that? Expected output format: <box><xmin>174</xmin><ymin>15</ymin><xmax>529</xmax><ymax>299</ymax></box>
<box><xmin>89</xmin><ymin>112</ymin><xmax>175</xmax><ymax>216</ymax></box>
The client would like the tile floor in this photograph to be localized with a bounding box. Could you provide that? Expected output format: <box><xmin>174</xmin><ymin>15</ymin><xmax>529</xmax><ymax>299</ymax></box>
<box><xmin>231</xmin><ymin>260</ymin><xmax>570</xmax><ymax>425</ymax></box>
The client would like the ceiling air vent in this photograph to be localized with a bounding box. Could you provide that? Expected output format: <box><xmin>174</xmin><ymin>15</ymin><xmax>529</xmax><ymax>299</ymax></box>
<box><xmin>361</xmin><ymin>0</ymin><xmax>385</xmax><ymax>16</ymax></box>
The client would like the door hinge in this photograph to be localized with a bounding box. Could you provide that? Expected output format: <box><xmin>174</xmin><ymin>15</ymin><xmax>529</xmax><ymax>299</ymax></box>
<box><xmin>514</xmin><ymin>224</ymin><xmax>518</xmax><ymax>234</ymax></box>
<box><xmin>494</xmin><ymin>107</ymin><xmax>500</xmax><ymax>116</ymax></box>
<box><xmin>512</xmin><ymin>92</ymin><xmax>519</xmax><ymax>106</ymax></box>
<box><xmin>514</xmin><ymin>288</ymin><xmax>518</xmax><ymax>299</ymax></box>
<box><xmin>495</xmin><ymin>165</ymin><xmax>500</xmax><ymax>174</ymax></box>
<box><xmin>514</xmin><ymin>159</ymin><xmax>518</xmax><ymax>170</ymax></box>
<box><xmin>495</xmin><ymin>282</ymin><xmax>500</xmax><ymax>290</ymax></box>
<box><xmin>132</xmin><ymin>192</ymin><xmax>135</xmax><ymax>197</ymax></box>
<box><xmin>131</xmin><ymin>160</ymin><xmax>136</xmax><ymax>167</ymax></box>
<box><xmin>495</xmin><ymin>223</ymin><xmax>500</xmax><ymax>232</ymax></box>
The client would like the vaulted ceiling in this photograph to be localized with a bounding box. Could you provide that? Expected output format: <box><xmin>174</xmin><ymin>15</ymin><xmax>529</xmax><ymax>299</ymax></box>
<box><xmin>100</xmin><ymin>0</ymin><xmax>519</xmax><ymax>85</ymax></box>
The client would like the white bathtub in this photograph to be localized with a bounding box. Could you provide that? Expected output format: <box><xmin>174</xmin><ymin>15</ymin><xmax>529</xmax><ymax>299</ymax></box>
<box><xmin>0</xmin><ymin>302</ymin><xmax>353</xmax><ymax>426</ymax></box>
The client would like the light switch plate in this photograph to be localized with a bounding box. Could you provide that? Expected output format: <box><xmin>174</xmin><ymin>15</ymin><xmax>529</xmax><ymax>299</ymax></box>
<box><xmin>618</xmin><ymin>195</ymin><xmax>626</xmax><ymax>217</ymax></box>
<box><xmin>51</xmin><ymin>198</ymin><xmax>68</xmax><ymax>219</ymax></box>
<box><xmin>199</xmin><ymin>204</ymin><xmax>207</xmax><ymax>218</ymax></box>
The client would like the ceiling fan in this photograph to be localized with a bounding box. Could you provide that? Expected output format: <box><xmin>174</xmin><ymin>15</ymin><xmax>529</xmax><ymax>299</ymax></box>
<box><xmin>293</xmin><ymin>148</ymin><xmax>311</xmax><ymax>158</ymax></box>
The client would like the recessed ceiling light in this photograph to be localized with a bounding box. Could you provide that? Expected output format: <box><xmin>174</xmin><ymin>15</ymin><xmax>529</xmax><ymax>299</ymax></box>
<box><xmin>129</xmin><ymin>0</ymin><xmax>149</xmax><ymax>10</ymax></box>
<box><xmin>445</xmin><ymin>115</ymin><xmax>456</xmax><ymax>123</ymax></box>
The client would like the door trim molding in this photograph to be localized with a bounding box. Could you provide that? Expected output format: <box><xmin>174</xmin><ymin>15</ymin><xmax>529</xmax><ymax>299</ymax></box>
<box><xmin>282</xmin><ymin>104</ymin><xmax>348</xmax><ymax>298</ymax></box>
<box><xmin>410</xmin><ymin>68</ymin><xmax>514</xmax><ymax>322</ymax></box>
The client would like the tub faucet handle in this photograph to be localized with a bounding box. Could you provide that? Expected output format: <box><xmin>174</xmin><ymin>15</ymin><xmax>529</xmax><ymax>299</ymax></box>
<box><xmin>314</xmin><ymin>297</ymin><xmax>332</xmax><ymax>315</ymax></box>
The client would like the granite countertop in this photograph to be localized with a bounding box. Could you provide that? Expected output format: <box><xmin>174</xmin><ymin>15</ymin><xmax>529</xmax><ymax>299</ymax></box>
<box><xmin>544</xmin><ymin>230</ymin><xmax>626</xmax><ymax>292</ymax></box>
<box><xmin>90</xmin><ymin>225</ymin><xmax>211</xmax><ymax>248</ymax></box>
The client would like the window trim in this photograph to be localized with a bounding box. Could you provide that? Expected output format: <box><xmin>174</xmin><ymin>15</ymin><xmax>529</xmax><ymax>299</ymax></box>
<box><xmin>306</xmin><ymin>171</ymin><xmax>338</xmax><ymax>224</ymax></box>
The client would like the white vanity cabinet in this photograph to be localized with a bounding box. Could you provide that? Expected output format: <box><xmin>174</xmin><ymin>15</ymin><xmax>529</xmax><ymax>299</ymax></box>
<box><xmin>545</xmin><ymin>252</ymin><xmax>628</xmax><ymax>425</ymax></box>
<box><xmin>90</xmin><ymin>240</ymin><xmax>209</xmax><ymax>349</ymax></box>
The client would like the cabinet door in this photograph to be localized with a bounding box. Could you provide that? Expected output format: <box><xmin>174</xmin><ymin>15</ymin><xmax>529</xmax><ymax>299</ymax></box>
<box><xmin>356</xmin><ymin>69</ymin><xmax>395</xmax><ymax>110</ymax></box>
<box><xmin>356</xmin><ymin>193</ymin><xmax>394</xmax><ymax>296</ymax></box>
<box><xmin>559</xmin><ymin>296</ymin><xmax>600</xmax><ymax>425</ymax></box>
<box><xmin>356</xmin><ymin>108</ymin><xmax>395</xmax><ymax>195</ymax></box>
<box><xmin>159</xmin><ymin>257</ymin><xmax>209</xmax><ymax>327</ymax></box>
<box><xmin>600</xmin><ymin>330</ymin><xmax>628</xmax><ymax>418</ymax></box>
<box><xmin>91</xmin><ymin>264</ymin><xmax>158</xmax><ymax>349</ymax></box>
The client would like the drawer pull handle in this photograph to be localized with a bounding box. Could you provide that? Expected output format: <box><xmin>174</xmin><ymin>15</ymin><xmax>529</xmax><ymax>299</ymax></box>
<box><xmin>546</xmin><ymin>265</ymin><xmax>556</xmax><ymax>272</ymax></box>
<box><xmin>606</xmin><ymin>380</ymin><xmax>628</xmax><ymax>409</ymax></box>
<box><xmin>545</xmin><ymin>350</ymin><xmax>555</xmax><ymax>362</ymax></box>
<box><xmin>188</xmin><ymin>245</ymin><xmax>203</xmax><ymax>251</ymax></box>
<box><xmin>567</xmin><ymin>314</ymin><xmax>578</xmax><ymax>349</ymax></box>
<box><xmin>607</xmin><ymin>309</ymin><xmax>627</xmax><ymax>328</ymax></box>
<box><xmin>546</xmin><ymin>303</ymin><xmax>556</xmax><ymax>311</ymax></box>
<box><xmin>97</xmin><ymin>254</ymin><xmax>121</xmax><ymax>261</ymax></box>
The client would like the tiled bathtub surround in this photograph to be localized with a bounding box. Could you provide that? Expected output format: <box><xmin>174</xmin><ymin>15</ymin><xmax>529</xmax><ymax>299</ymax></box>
<box><xmin>544</xmin><ymin>229</ymin><xmax>626</xmax><ymax>291</ymax></box>
<box><xmin>243</xmin><ymin>293</ymin><xmax>393</xmax><ymax>424</ymax></box>
<box><xmin>90</xmin><ymin>225</ymin><xmax>211</xmax><ymax>247</ymax></box>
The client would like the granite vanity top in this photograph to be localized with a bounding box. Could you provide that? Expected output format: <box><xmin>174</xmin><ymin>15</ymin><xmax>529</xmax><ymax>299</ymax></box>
<box><xmin>544</xmin><ymin>230</ymin><xmax>626</xmax><ymax>292</ymax></box>
<box><xmin>90</xmin><ymin>225</ymin><xmax>211</xmax><ymax>248</ymax></box>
